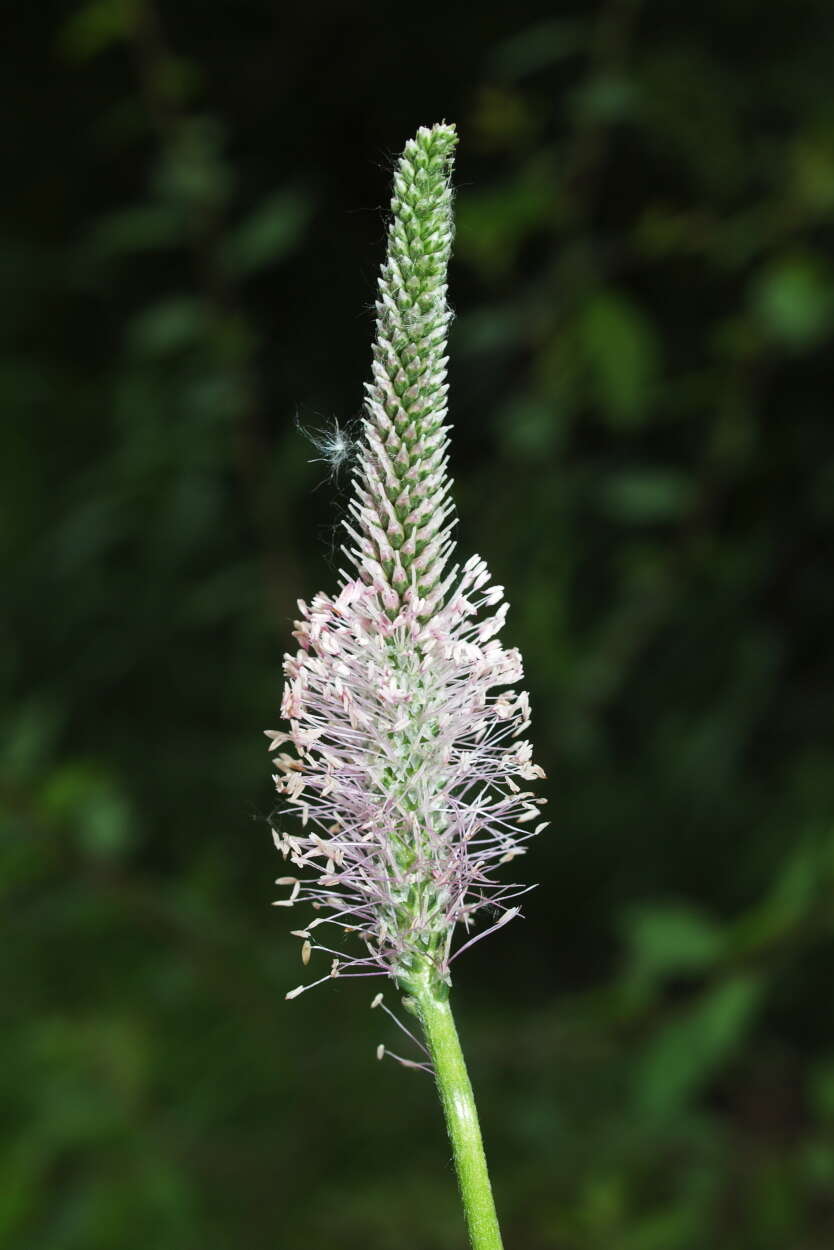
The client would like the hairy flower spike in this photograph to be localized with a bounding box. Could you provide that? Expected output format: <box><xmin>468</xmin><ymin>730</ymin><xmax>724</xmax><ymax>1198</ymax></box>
<box><xmin>269</xmin><ymin>123</ymin><xmax>545</xmax><ymax>1001</ymax></box>
<box><xmin>350</xmin><ymin>122</ymin><xmax>458</xmax><ymax>617</ymax></box>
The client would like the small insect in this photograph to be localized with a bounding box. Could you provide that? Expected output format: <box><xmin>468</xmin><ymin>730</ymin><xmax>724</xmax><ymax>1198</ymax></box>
<box><xmin>295</xmin><ymin>413</ymin><xmax>359</xmax><ymax>479</ymax></box>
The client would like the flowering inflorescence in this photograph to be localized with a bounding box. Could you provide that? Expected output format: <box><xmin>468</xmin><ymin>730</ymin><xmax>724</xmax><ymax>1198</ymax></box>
<box><xmin>268</xmin><ymin>123</ymin><xmax>546</xmax><ymax>1001</ymax></box>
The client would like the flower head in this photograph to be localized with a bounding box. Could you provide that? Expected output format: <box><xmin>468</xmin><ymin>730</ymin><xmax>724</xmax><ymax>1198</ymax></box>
<box><xmin>269</xmin><ymin>123</ymin><xmax>545</xmax><ymax>998</ymax></box>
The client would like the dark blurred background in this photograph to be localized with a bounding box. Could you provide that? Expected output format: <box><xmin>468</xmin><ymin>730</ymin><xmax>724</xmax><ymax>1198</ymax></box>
<box><xmin>4</xmin><ymin>1</ymin><xmax>834</xmax><ymax>1246</ymax></box>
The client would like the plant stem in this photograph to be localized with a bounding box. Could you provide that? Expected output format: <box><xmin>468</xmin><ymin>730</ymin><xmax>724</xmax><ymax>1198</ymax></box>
<box><xmin>410</xmin><ymin>968</ymin><xmax>504</xmax><ymax>1250</ymax></box>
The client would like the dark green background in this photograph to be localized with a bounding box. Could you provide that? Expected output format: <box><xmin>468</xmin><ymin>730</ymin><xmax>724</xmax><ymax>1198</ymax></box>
<box><xmin>5</xmin><ymin>2</ymin><xmax>834</xmax><ymax>1246</ymax></box>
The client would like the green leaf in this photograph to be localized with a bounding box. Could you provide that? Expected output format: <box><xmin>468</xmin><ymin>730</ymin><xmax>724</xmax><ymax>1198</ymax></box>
<box><xmin>496</xmin><ymin>397</ymin><xmax>566</xmax><ymax>458</ymax></box>
<box><xmin>85</xmin><ymin>205</ymin><xmax>184</xmax><ymax>260</ymax></box>
<box><xmin>634</xmin><ymin>975</ymin><xmax>762</xmax><ymax>1117</ymax></box>
<box><xmin>127</xmin><ymin>297</ymin><xmax>207</xmax><ymax>357</ymax></box>
<box><xmin>572</xmin><ymin>76</ymin><xmax>639</xmax><ymax>125</ymax></box>
<box><xmin>623</xmin><ymin>902</ymin><xmax>725</xmax><ymax>984</ymax></box>
<box><xmin>730</xmin><ymin>843</ymin><xmax>820</xmax><ymax>955</ymax></box>
<box><xmin>221</xmin><ymin>189</ymin><xmax>311</xmax><ymax>277</ymax></box>
<box><xmin>41</xmin><ymin>763</ymin><xmax>135</xmax><ymax>860</ymax></box>
<box><xmin>581</xmin><ymin>291</ymin><xmax>659</xmax><ymax>428</ymax></box>
<box><xmin>456</xmin><ymin>162</ymin><xmax>556</xmax><ymax>275</ymax></box>
<box><xmin>598</xmin><ymin>469</ymin><xmax>695</xmax><ymax>523</ymax></box>
<box><xmin>490</xmin><ymin>19</ymin><xmax>586</xmax><ymax>80</ymax></box>
<box><xmin>153</xmin><ymin>118</ymin><xmax>234</xmax><ymax>214</ymax></box>
<box><xmin>750</xmin><ymin>255</ymin><xmax>832</xmax><ymax>348</ymax></box>
<box><xmin>58</xmin><ymin>0</ymin><xmax>139</xmax><ymax>61</ymax></box>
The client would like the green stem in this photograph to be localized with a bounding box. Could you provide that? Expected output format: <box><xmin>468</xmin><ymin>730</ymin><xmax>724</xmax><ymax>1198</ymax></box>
<box><xmin>409</xmin><ymin>968</ymin><xmax>504</xmax><ymax>1250</ymax></box>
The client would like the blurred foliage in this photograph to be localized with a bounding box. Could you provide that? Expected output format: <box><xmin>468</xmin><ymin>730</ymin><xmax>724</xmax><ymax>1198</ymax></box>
<box><xmin>4</xmin><ymin>0</ymin><xmax>834</xmax><ymax>1247</ymax></box>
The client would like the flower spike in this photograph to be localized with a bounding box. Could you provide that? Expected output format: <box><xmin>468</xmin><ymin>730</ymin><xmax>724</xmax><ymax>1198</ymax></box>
<box><xmin>268</xmin><ymin>122</ymin><xmax>545</xmax><ymax>1000</ymax></box>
